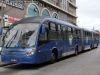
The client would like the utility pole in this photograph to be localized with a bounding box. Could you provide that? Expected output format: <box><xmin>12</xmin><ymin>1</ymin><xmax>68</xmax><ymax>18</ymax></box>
<box><xmin>1</xmin><ymin>0</ymin><xmax>4</xmax><ymax>28</ymax></box>
<box><xmin>1</xmin><ymin>0</ymin><xmax>4</xmax><ymax>45</ymax></box>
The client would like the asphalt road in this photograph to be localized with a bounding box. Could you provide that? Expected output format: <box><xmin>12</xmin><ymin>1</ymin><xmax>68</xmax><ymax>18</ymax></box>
<box><xmin>0</xmin><ymin>47</ymin><xmax>100</xmax><ymax>75</ymax></box>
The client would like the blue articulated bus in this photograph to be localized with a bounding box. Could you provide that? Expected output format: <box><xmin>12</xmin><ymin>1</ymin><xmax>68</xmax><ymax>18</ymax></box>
<box><xmin>0</xmin><ymin>16</ymin><xmax>99</xmax><ymax>64</ymax></box>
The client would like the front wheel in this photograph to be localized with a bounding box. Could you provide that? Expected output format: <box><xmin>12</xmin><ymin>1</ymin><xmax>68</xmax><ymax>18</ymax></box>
<box><xmin>50</xmin><ymin>52</ymin><xmax>56</xmax><ymax>63</ymax></box>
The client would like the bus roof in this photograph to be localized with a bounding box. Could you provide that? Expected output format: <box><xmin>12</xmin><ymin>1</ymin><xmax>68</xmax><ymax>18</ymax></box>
<box><xmin>11</xmin><ymin>16</ymin><xmax>80</xmax><ymax>29</ymax></box>
<box><xmin>82</xmin><ymin>28</ymin><xmax>92</xmax><ymax>32</ymax></box>
<box><xmin>82</xmin><ymin>28</ymin><xmax>99</xmax><ymax>34</ymax></box>
<box><xmin>42</xmin><ymin>18</ymin><xmax>80</xmax><ymax>29</ymax></box>
<box><xmin>92</xmin><ymin>30</ymin><xmax>99</xmax><ymax>34</ymax></box>
<box><xmin>12</xmin><ymin>16</ymin><xmax>49</xmax><ymax>25</ymax></box>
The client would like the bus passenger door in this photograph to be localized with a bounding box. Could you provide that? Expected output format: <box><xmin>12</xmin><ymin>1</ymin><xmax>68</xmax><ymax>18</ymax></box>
<box><xmin>61</xmin><ymin>26</ymin><xmax>68</xmax><ymax>57</ymax></box>
<box><xmin>57</xmin><ymin>25</ymin><xmax>64</xmax><ymax>58</ymax></box>
<box><xmin>67</xmin><ymin>27</ymin><xmax>74</xmax><ymax>54</ymax></box>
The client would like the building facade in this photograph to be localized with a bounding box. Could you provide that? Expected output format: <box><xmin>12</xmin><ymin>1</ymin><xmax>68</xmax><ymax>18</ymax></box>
<box><xmin>0</xmin><ymin>0</ymin><xmax>77</xmax><ymax>45</ymax></box>
<box><xmin>0</xmin><ymin>0</ymin><xmax>77</xmax><ymax>27</ymax></box>
<box><xmin>0</xmin><ymin>1</ymin><xmax>6</xmax><ymax>27</ymax></box>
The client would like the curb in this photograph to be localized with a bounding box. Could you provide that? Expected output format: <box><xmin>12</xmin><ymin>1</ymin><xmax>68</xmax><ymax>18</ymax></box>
<box><xmin>0</xmin><ymin>62</ymin><xmax>11</xmax><ymax>67</ymax></box>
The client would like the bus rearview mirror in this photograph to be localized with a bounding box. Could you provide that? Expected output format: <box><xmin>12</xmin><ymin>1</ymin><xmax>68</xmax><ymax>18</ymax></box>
<box><xmin>42</xmin><ymin>26</ymin><xmax>46</xmax><ymax>34</ymax></box>
<box><xmin>0</xmin><ymin>28</ymin><xmax>2</xmax><ymax>35</ymax></box>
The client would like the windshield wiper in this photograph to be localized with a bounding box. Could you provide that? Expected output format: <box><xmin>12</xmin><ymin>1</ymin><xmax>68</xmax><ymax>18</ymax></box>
<box><xmin>17</xmin><ymin>30</ymin><xmax>24</xmax><ymax>48</ymax></box>
<box><xmin>6</xmin><ymin>30</ymin><xmax>18</xmax><ymax>48</ymax></box>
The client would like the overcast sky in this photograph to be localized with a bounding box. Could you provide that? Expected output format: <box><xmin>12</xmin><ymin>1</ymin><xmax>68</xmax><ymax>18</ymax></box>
<box><xmin>76</xmin><ymin>0</ymin><xmax>100</xmax><ymax>31</ymax></box>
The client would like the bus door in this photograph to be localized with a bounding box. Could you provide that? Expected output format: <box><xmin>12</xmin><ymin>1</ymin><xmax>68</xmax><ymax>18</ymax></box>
<box><xmin>62</xmin><ymin>26</ymin><xmax>68</xmax><ymax>56</ymax></box>
<box><xmin>57</xmin><ymin>25</ymin><xmax>63</xmax><ymax>57</ymax></box>
<box><xmin>73</xmin><ymin>28</ymin><xmax>78</xmax><ymax>51</ymax></box>
<box><xmin>73</xmin><ymin>29</ymin><xmax>81</xmax><ymax>52</ymax></box>
<box><xmin>84</xmin><ymin>31</ymin><xmax>90</xmax><ymax>50</ymax></box>
<box><xmin>67</xmin><ymin>27</ymin><xmax>74</xmax><ymax>54</ymax></box>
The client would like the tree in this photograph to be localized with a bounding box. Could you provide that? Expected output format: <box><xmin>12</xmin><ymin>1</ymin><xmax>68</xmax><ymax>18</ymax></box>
<box><xmin>72</xmin><ymin>22</ymin><xmax>77</xmax><ymax>26</ymax></box>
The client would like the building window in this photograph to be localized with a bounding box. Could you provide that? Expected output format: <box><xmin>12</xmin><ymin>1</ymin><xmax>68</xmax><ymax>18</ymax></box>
<box><xmin>42</xmin><ymin>9</ymin><xmax>50</xmax><ymax>16</ymax></box>
<box><xmin>44</xmin><ymin>4</ymin><xmax>47</xmax><ymax>7</ymax></box>
<box><xmin>27</xmin><ymin>4</ymin><xmax>39</xmax><ymax>17</ymax></box>
<box><xmin>56</xmin><ymin>2</ymin><xmax>58</xmax><ymax>6</ymax></box>
<box><xmin>40</xmin><ymin>3</ymin><xmax>43</xmax><ymax>6</ymax></box>
<box><xmin>52</xmin><ymin>13</ymin><xmax>58</xmax><ymax>19</ymax></box>
<box><xmin>54</xmin><ymin>1</ymin><xmax>56</xmax><ymax>5</ymax></box>
<box><xmin>70</xmin><ymin>0</ymin><xmax>73</xmax><ymax>2</ymax></box>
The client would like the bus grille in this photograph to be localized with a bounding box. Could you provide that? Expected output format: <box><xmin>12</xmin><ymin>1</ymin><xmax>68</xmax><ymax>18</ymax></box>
<box><xmin>3</xmin><ymin>51</ymin><xmax>27</xmax><ymax>55</ymax></box>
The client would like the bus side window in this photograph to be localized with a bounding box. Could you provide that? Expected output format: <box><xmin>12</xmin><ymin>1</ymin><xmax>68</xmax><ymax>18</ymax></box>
<box><xmin>76</xmin><ymin>29</ymin><xmax>78</xmax><ymax>34</ymax></box>
<box><xmin>38</xmin><ymin>22</ymin><xmax>49</xmax><ymax>46</ymax></box>
<box><xmin>58</xmin><ymin>25</ymin><xmax>61</xmax><ymax>31</ymax></box>
<box><xmin>48</xmin><ymin>22</ymin><xmax>57</xmax><ymax>40</ymax></box>
<box><xmin>62</xmin><ymin>26</ymin><xmax>67</xmax><ymax>40</ymax></box>
<box><xmin>68</xmin><ymin>27</ymin><xmax>71</xmax><ymax>34</ymax></box>
<box><xmin>73</xmin><ymin>28</ymin><xmax>76</xmax><ymax>34</ymax></box>
<box><xmin>73</xmin><ymin>28</ymin><xmax>77</xmax><ymax>39</ymax></box>
<box><xmin>57</xmin><ymin>24</ymin><xmax>62</xmax><ymax>40</ymax></box>
<box><xmin>95</xmin><ymin>34</ymin><xmax>96</xmax><ymax>39</ymax></box>
<box><xmin>43</xmin><ymin>21</ymin><xmax>50</xmax><ymax>30</ymax></box>
<box><xmin>77</xmin><ymin>29</ymin><xmax>81</xmax><ymax>39</ymax></box>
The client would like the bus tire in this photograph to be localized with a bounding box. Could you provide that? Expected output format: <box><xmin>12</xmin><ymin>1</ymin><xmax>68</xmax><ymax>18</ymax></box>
<box><xmin>75</xmin><ymin>47</ymin><xmax>78</xmax><ymax>56</ymax></box>
<box><xmin>90</xmin><ymin>45</ymin><xmax>92</xmax><ymax>50</ymax></box>
<box><xmin>50</xmin><ymin>51</ymin><xmax>56</xmax><ymax>63</ymax></box>
<box><xmin>96</xmin><ymin>43</ymin><xmax>98</xmax><ymax>48</ymax></box>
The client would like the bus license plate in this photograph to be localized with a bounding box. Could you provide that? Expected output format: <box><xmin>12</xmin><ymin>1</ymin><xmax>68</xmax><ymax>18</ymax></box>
<box><xmin>11</xmin><ymin>59</ymin><xmax>17</xmax><ymax>62</ymax></box>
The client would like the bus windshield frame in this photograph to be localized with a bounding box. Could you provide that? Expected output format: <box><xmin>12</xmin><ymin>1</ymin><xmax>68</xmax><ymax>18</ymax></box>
<box><xmin>2</xmin><ymin>23</ymin><xmax>40</xmax><ymax>48</ymax></box>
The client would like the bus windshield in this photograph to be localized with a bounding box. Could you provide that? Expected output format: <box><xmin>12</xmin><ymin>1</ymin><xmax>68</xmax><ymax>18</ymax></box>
<box><xmin>3</xmin><ymin>23</ymin><xmax>40</xmax><ymax>48</ymax></box>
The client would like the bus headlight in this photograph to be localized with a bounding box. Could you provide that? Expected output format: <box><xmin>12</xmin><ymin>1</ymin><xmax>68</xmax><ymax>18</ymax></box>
<box><xmin>26</xmin><ymin>48</ymin><xmax>36</xmax><ymax>56</ymax></box>
<box><xmin>27</xmin><ymin>51</ymin><xmax>34</xmax><ymax>56</ymax></box>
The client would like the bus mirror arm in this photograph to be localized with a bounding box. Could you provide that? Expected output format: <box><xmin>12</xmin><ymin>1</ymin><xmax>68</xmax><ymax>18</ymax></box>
<box><xmin>0</xmin><ymin>26</ymin><xmax>9</xmax><ymax>35</ymax></box>
<box><xmin>41</xmin><ymin>26</ymin><xmax>46</xmax><ymax>34</ymax></box>
<box><xmin>0</xmin><ymin>28</ymin><xmax>2</xmax><ymax>35</ymax></box>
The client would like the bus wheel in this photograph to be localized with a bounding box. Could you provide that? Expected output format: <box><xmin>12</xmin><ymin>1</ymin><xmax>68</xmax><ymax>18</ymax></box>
<box><xmin>50</xmin><ymin>52</ymin><xmax>56</xmax><ymax>63</ymax></box>
<box><xmin>96</xmin><ymin>43</ymin><xmax>98</xmax><ymax>48</ymax></box>
<box><xmin>90</xmin><ymin>45</ymin><xmax>92</xmax><ymax>50</ymax></box>
<box><xmin>75</xmin><ymin>47</ymin><xmax>78</xmax><ymax>56</ymax></box>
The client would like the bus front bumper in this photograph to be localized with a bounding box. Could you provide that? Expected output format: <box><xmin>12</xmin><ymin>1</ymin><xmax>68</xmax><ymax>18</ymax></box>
<box><xmin>1</xmin><ymin>55</ymin><xmax>38</xmax><ymax>64</ymax></box>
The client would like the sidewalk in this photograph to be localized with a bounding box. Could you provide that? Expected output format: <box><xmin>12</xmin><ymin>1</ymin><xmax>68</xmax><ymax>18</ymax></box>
<box><xmin>0</xmin><ymin>55</ymin><xmax>11</xmax><ymax>67</ymax></box>
<box><xmin>0</xmin><ymin>62</ymin><xmax>10</xmax><ymax>67</ymax></box>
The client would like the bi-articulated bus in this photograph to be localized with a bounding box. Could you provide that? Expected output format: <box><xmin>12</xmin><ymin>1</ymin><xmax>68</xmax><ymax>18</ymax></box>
<box><xmin>0</xmin><ymin>16</ymin><xmax>99</xmax><ymax>64</ymax></box>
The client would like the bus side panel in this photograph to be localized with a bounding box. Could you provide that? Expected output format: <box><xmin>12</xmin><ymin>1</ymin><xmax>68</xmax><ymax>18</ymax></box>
<box><xmin>37</xmin><ymin>42</ymin><xmax>52</xmax><ymax>64</ymax></box>
<box><xmin>94</xmin><ymin>39</ymin><xmax>98</xmax><ymax>47</ymax></box>
<box><xmin>78</xmin><ymin>39</ymin><xmax>82</xmax><ymax>52</ymax></box>
<box><xmin>38</xmin><ymin>40</ymin><xmax>62</xmax><ymax>64</ymax></box>
<box><xmin>62</xmin><ymin>40</ymin><xmax>72</xmax><ymax>57</ymax></box>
